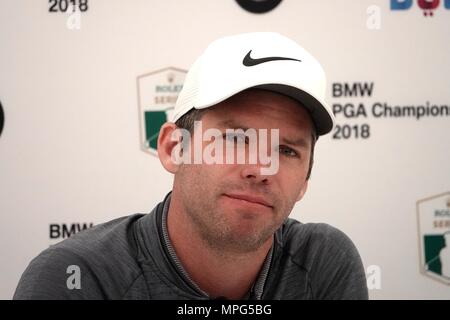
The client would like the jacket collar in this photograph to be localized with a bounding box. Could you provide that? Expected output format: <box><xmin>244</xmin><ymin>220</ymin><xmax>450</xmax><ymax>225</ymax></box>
<box><xmin>134</xmin><ymin>192</ymin><xmax>277</xmax><ymax>299</ymax></box>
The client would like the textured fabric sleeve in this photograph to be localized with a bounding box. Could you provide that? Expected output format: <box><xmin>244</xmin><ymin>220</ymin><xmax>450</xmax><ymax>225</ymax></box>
<box><xmin>13</xmin><ymin>247</ymin><xmax>106</xmax><ymax>300</ymax></box>
<box><xmin>14</xmin><ymin>214</ymin><xmax>145</xmax><ymax>300</ymax></box>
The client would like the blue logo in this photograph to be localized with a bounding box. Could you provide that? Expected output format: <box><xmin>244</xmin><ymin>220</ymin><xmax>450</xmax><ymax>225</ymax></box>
<box><xmin>391</xmin><ymin>0</ymin><xmax>450</xmax><ymax>17</ymax></box>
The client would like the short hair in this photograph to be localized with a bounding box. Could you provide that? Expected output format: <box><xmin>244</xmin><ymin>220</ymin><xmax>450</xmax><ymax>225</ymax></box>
<box><xmin>175</xmin><ymin>108</ymin><xmax>317</xmax><ymax>180</ymax></box>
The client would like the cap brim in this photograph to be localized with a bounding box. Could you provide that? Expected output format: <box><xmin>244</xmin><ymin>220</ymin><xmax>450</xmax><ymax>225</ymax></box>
<box><xmin>189</xmin><ymin>84</ymin><xmax>334</xmax><ymax>135</ymax></box>
<box><xmin>249</xmin><ymin>84</ymin><xmax>334</xmax><ymax>136</ymax></box>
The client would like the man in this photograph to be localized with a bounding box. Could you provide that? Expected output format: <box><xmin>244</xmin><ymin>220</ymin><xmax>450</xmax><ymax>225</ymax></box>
<box><xmin>14</xmin><ymin>32</ymin><xmax>368</xmax><ymax>300</ymax></box>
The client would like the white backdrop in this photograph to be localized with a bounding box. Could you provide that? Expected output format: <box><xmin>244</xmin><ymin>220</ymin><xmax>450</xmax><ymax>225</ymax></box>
<box><xmin>0</xmin><ymin>0</ymin><xmax>449</xmax><ymax>299</ymax></box>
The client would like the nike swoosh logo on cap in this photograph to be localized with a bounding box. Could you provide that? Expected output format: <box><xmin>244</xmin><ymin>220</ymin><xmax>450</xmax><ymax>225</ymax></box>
<box><xmin>242</xmin><ymin>50</ymin><xmax>302</xmax><ymax>67</ymax></box>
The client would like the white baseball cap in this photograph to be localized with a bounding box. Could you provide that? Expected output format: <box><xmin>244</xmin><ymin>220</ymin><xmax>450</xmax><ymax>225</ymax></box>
<box><xmin>172</xmin><ymin>32</ymin><xmax>335</xmax><ymax>135</ymax></box>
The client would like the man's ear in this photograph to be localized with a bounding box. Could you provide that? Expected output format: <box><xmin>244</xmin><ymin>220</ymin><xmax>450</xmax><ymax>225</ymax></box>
<box><xmin>296</xmin><ymin>180</ymin><xmax>308</xmax><ymax>202</ymax></box>
<box><xmin>157</xmin><ymin>122</ymin><xmax>182</xmax><ymax>174</ymax></box>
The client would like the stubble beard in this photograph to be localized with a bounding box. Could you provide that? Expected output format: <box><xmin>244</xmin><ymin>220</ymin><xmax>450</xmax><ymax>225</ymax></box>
<box><xmin>178</xmin><ymin>170</ymin><xmax>294</xmax><ymax>255</ymax></box>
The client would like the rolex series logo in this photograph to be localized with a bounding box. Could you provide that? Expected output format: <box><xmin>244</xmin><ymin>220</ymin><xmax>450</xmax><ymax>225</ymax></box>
<box><xmin>417</xmin><ymin>192</ymin><xmax>450</xmax><ymax>285</ymax></box>
<box><xmin>136</xmin><ymin>67</ymin><xmax>186</xmax><ymax>155</ymax></box>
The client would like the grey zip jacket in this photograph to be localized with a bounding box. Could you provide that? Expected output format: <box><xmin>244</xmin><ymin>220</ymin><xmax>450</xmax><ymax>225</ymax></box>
<box><xmin>14</xmin><ymin>193</ymin><xmax>368</xmax><ymax>300</ymax></box>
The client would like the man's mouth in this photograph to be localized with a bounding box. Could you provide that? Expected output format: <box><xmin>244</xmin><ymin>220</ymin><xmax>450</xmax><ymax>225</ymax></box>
<box><xmin>223</xmin><ymin>193</ymin><xmax>273</xmax><ymax>208</ymax></box>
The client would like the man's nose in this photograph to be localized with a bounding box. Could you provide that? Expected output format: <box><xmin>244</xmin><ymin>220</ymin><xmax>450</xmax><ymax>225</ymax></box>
<box><xmin>240</xmin><ymin>164</ymin><xmax>270</xmax><ymax>184</ymax></box>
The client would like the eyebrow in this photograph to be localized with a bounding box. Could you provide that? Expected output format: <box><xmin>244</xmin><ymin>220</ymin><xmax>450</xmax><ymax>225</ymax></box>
<box><xmin>217</xmin><ymin>119</ymin><xmax>245</xmax><ymax>129</ymax></box>
<box><xmin>216</xmin><ymin>119</ymin><xmax>310</xmax><ymax>149</ymax></box>
<box><xmin>280</xmin><ymin>137</ymin><xmax>309</xmax><ymax>149</ymax></box>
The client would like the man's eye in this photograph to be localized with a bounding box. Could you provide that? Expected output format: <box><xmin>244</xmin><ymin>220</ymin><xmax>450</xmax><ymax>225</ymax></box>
<box><xmin>223</xmin><ymin>133</ymin><xmax>248</xmax><ymax>144</ymax></box>
<box><xmin>278</xmin><ymin>145</ymin><xmax>298</xmax><ymax>157</ymax></box>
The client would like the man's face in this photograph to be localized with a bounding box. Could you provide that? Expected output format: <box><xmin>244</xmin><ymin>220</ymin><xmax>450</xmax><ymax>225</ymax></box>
<box><xmin>174</xmin><ymin>89</ymin><xmax>314</xmax><ymax>253</ymax></box>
